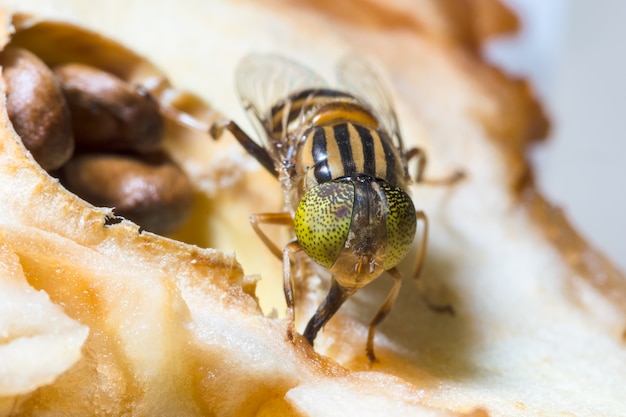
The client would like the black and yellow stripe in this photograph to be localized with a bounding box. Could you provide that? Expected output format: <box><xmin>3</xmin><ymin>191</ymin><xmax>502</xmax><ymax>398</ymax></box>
<box><xmin>268</xmin><ymin>88</ymin><xmax>353</xmax><ymax>137</ymax></box>
<box><xmin>298</xmin><ymin>119</ymin><xmax>404</xmax><ymax>191</ymax></box>
<box><xmin>267</xmin><ymin>88</ymin><xmax>406</xmax><ymax>192</ymax></box>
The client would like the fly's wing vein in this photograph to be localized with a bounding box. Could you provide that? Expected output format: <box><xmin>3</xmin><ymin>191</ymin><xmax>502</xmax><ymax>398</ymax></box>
<box><xmin>236</xmin><ymin>54</ymin><xmax>327</xmax><ymax>166</ymax></box>
<box><xmin>336</xmin><ymin>55</ymin><xmax>408</xmax><ymax>166</ymax></box>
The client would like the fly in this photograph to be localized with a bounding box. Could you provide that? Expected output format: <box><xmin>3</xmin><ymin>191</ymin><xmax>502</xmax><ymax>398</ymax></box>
<box><xmin>210</xmin><ymin>54</ymin><xmax>460</xmax><ymax>361</ymax></box>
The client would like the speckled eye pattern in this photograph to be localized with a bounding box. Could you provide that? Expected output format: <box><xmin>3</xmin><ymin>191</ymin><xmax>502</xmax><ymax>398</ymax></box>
<box><xmin>294</xmin><ymin>178</ymin><xmax>417</xmax><ymax>271</ymax></box>
<box><xmin>381</xmin><ymin>182</ymin><xmax>417</xmax><ymax>270</ymax></box>
<box><xmin>294</xmin><ymin>181</ymin><xmax>355</xmax><ymax>268</ymax></box>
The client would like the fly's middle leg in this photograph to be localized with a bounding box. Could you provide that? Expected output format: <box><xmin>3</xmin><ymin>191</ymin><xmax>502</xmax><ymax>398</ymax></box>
<box><xmin>249</xmin><ymin>212</ymin><xmax>293</xmax><ymax>260</ymax></box>
<box><xmin>405</xmin><ymin>147</ymin><xmax>464</xmax><ymax>185</ymax></box>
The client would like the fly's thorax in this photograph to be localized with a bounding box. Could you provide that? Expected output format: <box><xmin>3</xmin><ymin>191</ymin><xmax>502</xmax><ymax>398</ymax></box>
<box><xmin>267</xmin><ymin>88</ymin><xmax>356</xmax><ymax>141</ymax></box>
<box><xmin>293</xmin><ymin>176</ymin><xmax>417</xmax><ymax>290</ymax></box>
<box><xmin>296</xmin><ymin>118</ymin><xmax>406</xmax><ymax>194</ymax></box>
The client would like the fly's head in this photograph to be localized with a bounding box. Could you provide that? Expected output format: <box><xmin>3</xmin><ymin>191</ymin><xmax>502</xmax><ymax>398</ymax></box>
<box><xmin>293</xmin><ymin>176</ymin><xmax>417</xmax><ymax>289</ymax></box>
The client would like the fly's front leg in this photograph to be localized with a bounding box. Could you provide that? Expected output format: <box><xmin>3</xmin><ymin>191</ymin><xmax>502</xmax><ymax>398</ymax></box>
<box><xmin>249</xmin><ymin>212</ymin><xmax>293</xmax><ymax>260</ymax></box>
<box><xmin>414</xmin><ymin>211</ymin><xmax>454</xmax><ymax>315</ymax></box>
<box><xmin>283</xmin><ymin>240</ymin><xmax>302</xmax><ymax>341</ymax></box>
<box><xmin>413</xmin><ymin>210</ymin><xmax>429</xmax><ymax>279</ymax></box>
<box><xmin>303</xmin><ymin>279</ymin><xmax>354</xmax><ymax>346</ymax></box>
<box><xmin>405</xmin><ymin>147</ymin><xmax>464</xmax><ymax>185</ymax></box>
<box><xmin>249</xmin><ymin>218</ymin><xmax>301</xmax><ymax>342</ymax></box>
<box><xmin>367</xmin><ymin>267</ymin><xmax>403</xmax><ymax>362</ymax></box>
<box><xmin>210</xmin><ymin>119</ymin><xmax>277</xmax><ymax>177</ymax></box>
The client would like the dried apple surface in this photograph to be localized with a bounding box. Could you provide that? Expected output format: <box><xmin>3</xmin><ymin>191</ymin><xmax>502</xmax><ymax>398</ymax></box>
<box><xmin>0</xmin><ymin>1</ymin><xmax>624</xmax><ymax>417</ymax></box>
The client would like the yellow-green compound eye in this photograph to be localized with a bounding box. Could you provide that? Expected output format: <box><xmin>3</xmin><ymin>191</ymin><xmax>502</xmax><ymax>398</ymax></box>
<box><xmin>294</xmin><ymin>181</ymin><xmax>355</xmax><ymax>268</ymax></box>
<box><xmin>381</xmin><ymin>183</ymin><xmax>417</xmax><ymax>270</ymax></box>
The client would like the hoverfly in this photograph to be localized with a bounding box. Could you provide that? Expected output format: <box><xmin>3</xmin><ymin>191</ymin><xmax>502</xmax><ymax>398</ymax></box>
<box><xmin>211</xmin><ymin>54</ymin><xmax>454</xmax><ymax>361</ymax></box>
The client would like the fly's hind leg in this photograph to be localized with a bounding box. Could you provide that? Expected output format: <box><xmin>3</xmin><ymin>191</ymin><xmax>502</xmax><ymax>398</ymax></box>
<box><xmin>367</xmin><ymin>267</ymin><xmax>403</xmax><ymax>362</ymax></box>
<box><xmin>210</xmin><ymin>119</ymin><xmax>277</xmax><ymax>177</ymax></box>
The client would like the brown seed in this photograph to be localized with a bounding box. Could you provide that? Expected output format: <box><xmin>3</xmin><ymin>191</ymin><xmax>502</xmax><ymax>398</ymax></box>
<box><xmin>0</xmin><ymin>47</ymin><xmax>74</xmax><ymax>171</ymax></box>
<box><xmin>54</xmin><ymin>63</ymin><xmax>164</xmax><ymax>153</ymax></box>
<box><xmin>61</xmin><ymin>152</ymin><xmax>193</xmax><ymax>234</ymax></box>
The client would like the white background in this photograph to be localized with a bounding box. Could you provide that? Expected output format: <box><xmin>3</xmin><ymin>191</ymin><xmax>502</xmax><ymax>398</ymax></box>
<box><xmin>487</xmin><ymin>0</ymin><xmax>625</xmax><ymax>272</ymax></box>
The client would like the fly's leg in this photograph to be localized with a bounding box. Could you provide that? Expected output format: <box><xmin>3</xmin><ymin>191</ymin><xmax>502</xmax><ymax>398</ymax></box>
<box><xmin>249</xmin><ymin>212</ymin><xmax>293</xmax><ymax>260</ymax></box>
<box><xmin>248</xmin><ymin>213</ymin><xmax>302</xmax><ymax>339</ymax></box>
<box><xmin>404</xmin><ymin>147</ymin><xmax>427</xmax><ymax>183</ymax></box>
<box><xmin>414</xmin><ymin>211</ymin><xmax>454</xmax><ymax>315</ymax></box>
<box><xmin>367</xmin><ymin>267</ymin><xmax>403</xmax><ymax>362</ymax></box>
<box><xmin>303</xmin><ymin>279</ymin><xmax>354</xmax><ymax>346</ymax></box>
<box><xmin>283</xmin><ymin>241</ymin><xmax>302</xmax><ymax>341</ymax></box>
<box><xmin>210</xmin><ymin>119</ymin><xmax>277</xmax><ymax>177</ymax></box>
<box><xmin>405</xmin><ymin>147</ymin><xmax>464</xmax><ymax>185</ymax></box>
<box><xmin>248</xmin><ymin>216</ymin><xmax>301</xmax><ymax>341</ymax></box>
<box><xmin>413</xmin><ymin>210</ymin><xmax>429</xmax><ymax>278</ymax></box>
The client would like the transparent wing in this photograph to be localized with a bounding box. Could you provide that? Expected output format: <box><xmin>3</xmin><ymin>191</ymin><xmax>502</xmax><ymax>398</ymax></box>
<box><xmin>235</xmin><ymin>54</ymin><xmax>327</xmax><ymax>145</ymax></box>
<box><xmin>336</xmin><ymin>55</ymin><xmax>406</xmax><ymax>155</ymax></box>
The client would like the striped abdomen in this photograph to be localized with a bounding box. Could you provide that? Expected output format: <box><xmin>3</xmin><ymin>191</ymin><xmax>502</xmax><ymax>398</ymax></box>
<box><xmin>297</xmin><ymin>110</ymin><xmax>405</xmax><ymax>192</ymax></box>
